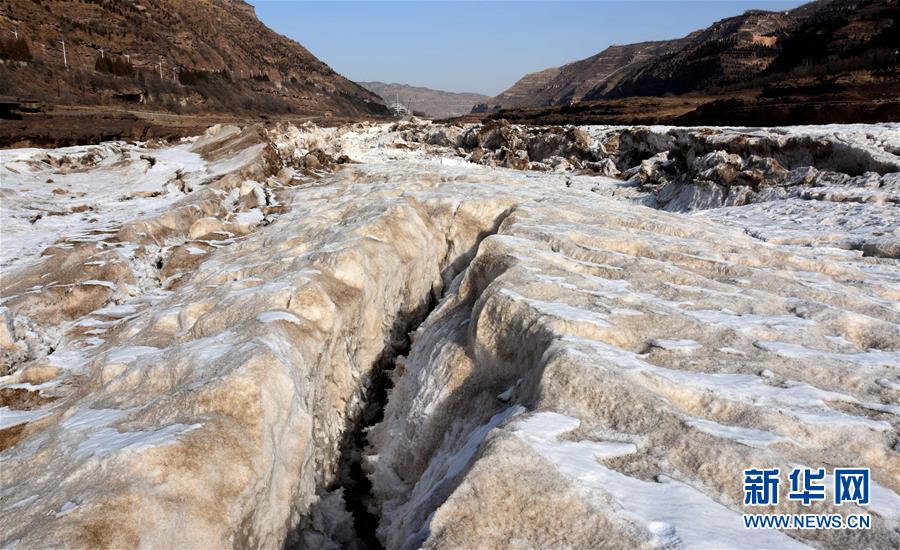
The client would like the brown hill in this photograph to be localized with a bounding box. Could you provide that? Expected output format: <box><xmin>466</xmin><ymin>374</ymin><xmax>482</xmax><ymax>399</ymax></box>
<box><xmin>598</xmin><ymin>0</ymin><xmax>899</xmax><ymax>99</ymax></box>
<box><xmin>0</xmin><ymin>0</ymin><xmax>389</xmax><ymax>117</ymax></box>
<box><xmin>485</xmin><ymin>39</ymin><xmax>691</xmax><ymax>110</ymax></box>
<box><xmin>597</xmin><ymin>8</ymin><xmax>792</xmax><ymax>99</ymax></box>
<box><xmin>486</xmin><ymin>67</ymin><xmax>560</xmax><ymax>110</ymax></box>
<box><xmin>543</xmin><ymin>39</ymin><xmax>694</xmax><ymax>104</ymax></box>
<box><xmin>359</xmin><ymin>82</ymin><xmax>490</xmax><ymax>118</ymax></box>
<box><xmin>482</xmin><ymin>0</ymin><xmax>899</xmax><ymax>115</ymax></box>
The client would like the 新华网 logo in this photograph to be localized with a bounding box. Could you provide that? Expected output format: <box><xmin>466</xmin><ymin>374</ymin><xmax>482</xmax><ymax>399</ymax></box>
<box><xmin>742</xmin><ymin>467</ymin><xmax>872</xmax><ymax>530</ymax></box>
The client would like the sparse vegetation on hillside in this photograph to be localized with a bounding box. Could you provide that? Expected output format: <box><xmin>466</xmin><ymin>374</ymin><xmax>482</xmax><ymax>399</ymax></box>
<box><xmin>0</xmin><ymin>0</ymin><xmax>388</xmax><ymax>117</ymax></box>
<box><xmin>0</xmin><ymin>37</ymin><xmax>32</xmax><ymax>61</ymax></box>
<box><xmin>178</xmin><ymin>68</ymin><xmax>231</xmax><ymax>86</ymax></box>
<box><xmin>94</xmin><ymin>54</ymin><xmax>133</xmax><ymax>76</ymax></box>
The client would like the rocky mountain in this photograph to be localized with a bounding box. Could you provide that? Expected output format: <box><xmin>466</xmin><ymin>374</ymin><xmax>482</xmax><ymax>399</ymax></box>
<box><xmin>538</xmin><ymin>39</ymin><xmax>695</xmax><ymax>104</ymax></box>
<box><xmin>482</xmin><ymin>0</ymin><xmax>899</xmax><ymax>111</ymax></box>
<box><xmin>596</xmin><ymin>7</ymin><xmax>794</xmax><ymax>99</ymax></box>
<box><xmin>0</xmin><ymin>0</ymin><xmax>388</xmax><ymax>117</ymax></box>
<box><xmin>484</xmin><ymin>39</ymin><xmax>691</xmax><ymax>110</ymax></box>
<box><xmin>599</xmin><ymin>0</ymin><xmax>898</xmax><ymax>99</ymax></box>
<box><xmin>360</xmin><ymin>82</ymin><xmax>490</xmax><ymax>118</ymax></box>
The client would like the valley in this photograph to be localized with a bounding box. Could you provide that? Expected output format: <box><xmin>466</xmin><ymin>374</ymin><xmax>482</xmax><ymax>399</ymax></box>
<box><xmin>1</xmin><ymin>1</ymin><xmax>898</xmax><ymax>549</ymax></box>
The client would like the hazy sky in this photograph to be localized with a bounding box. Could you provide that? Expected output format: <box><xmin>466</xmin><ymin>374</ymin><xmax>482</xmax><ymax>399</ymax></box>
<box><xmin>248</xmin><ymin>1</ymin><xmax>806</xmax><ymax>96</ymax></box>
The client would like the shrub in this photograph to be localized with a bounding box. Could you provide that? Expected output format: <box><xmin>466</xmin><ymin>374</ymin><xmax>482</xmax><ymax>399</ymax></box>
<box><xmin>178</xmin><ymin>69</ymin><xmax>231</xmax><ymax>86</ymax></box>
<box><xmin>94</xmin><ymin>54</ymin><xmax>133</xmax><ymax>76</ymax></box>
<box><xmin>178</xmin><ymin>69</ymin><xmax>209</xmax><ymax>86</ymax></box>
<box><xmin>0</xmin><ymin>38</ymin><xmax>32</xmax><ymax>62</ymax></box>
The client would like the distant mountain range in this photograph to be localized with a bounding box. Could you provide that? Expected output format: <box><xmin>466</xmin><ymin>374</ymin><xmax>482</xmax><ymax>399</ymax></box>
<box><xmin>360</xmin><ymin>82</ymin><xmax>490</xmax><ymax>119</ymax></box>
<box><xmin>0</xmin><ymin>0</ymin><xmax>388</xmax><ymax>117</ymax></box>
<box><xmin>480</xmin><ymin>0</ymin><xmax>899</xmax><ymax>115</ymax></box>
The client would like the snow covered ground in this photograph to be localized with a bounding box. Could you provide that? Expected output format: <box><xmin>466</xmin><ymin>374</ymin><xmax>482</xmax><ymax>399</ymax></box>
<box><xmin>0</xmin><ymin>140</ymin><xmax>207</xmax><ymax>271</ymax></box>
<box><xmin>0</xmin><ymin>121</ymin><xmax>898</xmax><ymax>549</ymax></box>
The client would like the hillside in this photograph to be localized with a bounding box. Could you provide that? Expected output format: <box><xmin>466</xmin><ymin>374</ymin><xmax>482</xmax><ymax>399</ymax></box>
<box><xmin>0</xmin><ymin>0</ymin><xmax>388</xmax><ymax>117</ymax></box>
<box><xmin>481</xmin><ymin>0</ymin><xmax>899</xmax><ymax>115</ymax></box>
<box><xmin>484</xmin><ymin>39</ymin><xmax>691</xmax><ymax>110</ymax></box>
<box><xmin>360</xmin><ymin>82</ymin><xmax>489</xmax><ymax>118</ymax></box>
<box><xmin>599</xmin><ymin>0</ymin><xmax>898</xmax><ymax>99</ymax></box>
<box><xmin>597</xmin><ymin>8</ymin><xmax>793</xmax><ymax>99</ymax></box>
<box><xmin>485</xmin><ymin>67</ymin><xmax>561</xmax><ymax>110</ymax></box>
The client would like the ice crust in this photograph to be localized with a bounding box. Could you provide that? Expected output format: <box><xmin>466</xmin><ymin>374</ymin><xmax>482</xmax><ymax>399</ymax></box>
<box><xmin>1</xmin><ymin>120</ymin><xmax>898</xmax><ymax>549</ymax></box>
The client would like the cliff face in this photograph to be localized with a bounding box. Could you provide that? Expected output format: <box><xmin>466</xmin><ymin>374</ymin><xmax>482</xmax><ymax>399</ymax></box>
<box><xmin>0</xmin><ymin>0</ymin><xmax>389</xmax><ymax>116</ymax></box>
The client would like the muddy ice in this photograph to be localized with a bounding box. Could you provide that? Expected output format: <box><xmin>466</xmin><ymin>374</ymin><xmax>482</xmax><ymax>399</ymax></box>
<box><xmin>0</xmin><ymin>120</ymin><xmax>898</xmax><ymax>549</ymax></box>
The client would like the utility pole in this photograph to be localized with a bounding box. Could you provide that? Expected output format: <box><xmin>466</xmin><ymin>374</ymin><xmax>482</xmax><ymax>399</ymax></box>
<box><xmin>158</xmin><ymin>57</ymin><xmax>163</xmax><ymax>79</ymax></box>
<box><xmin>172</xmin><ymin>65</ymin><xmax>178</xmax><ymax>82</ymax></box>
<box><xmin>59</xmin><ymin>36</ymin><xmax>67</xmax><ymax>69</ymax></box>
<box><xmin>98</xmin><ymin>47</ymin><xmax>104</xmax><ymax>59</ymax></box>
<box><xmin>11</xmin><ymin>27</ymin><xmax>18</xmax><ymax>40</ymax></box>
<box><xmin>124</xmin><ymin>53</ymin><xmax>130</xmax><ymax>63</ymax></box>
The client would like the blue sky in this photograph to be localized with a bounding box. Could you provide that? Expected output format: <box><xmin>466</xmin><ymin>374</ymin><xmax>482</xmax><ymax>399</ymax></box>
<box><xmin>248</xmin><ymin>1</ymin><xmax>806</xmax><ymax>96</ymax></box>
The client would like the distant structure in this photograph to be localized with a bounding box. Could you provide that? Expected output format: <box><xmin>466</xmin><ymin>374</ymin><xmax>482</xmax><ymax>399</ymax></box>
<box><xmin>388</xmin><ymin>91</ymin><xmax>410</xmax><ymax>117</ymax></box>
<box><xmin>59</xmin><ymin>36</ymin><xmax>67</xmax><ymax>69</ymax></box>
